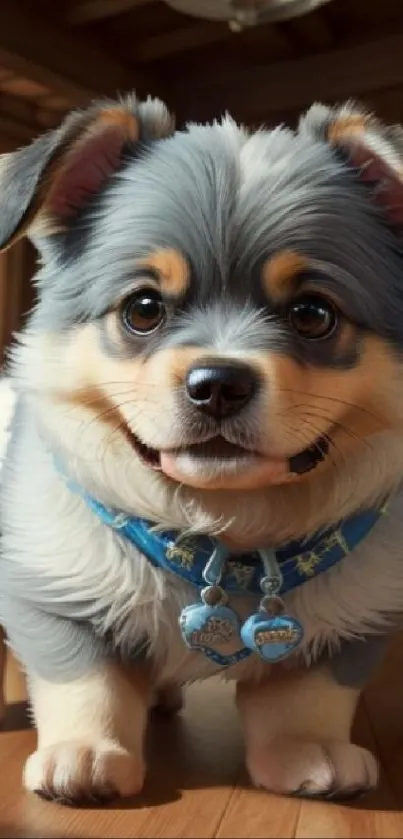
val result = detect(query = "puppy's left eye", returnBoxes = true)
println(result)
[121,288,166,335]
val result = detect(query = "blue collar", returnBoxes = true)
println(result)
[73,487,385,598]
[62,473,388,667]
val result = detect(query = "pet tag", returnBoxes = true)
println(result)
[240,549,304,663]
[179,544,245,666]
[241,610,303,662]
[180,588,243,666]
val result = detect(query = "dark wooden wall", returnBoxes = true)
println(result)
[0,128,36,368]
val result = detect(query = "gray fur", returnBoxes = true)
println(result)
[323,635,388,687]
[1,596,106,682]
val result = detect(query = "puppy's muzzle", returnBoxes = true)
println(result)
[185,361,259,420]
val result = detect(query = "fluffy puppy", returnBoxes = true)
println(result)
[1,94,403,803]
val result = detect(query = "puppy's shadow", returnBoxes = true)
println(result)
[1,700,31,732]
[111,713,187,809]
[111,686,403,814]
[111,698,246,810]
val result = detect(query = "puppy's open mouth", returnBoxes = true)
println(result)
[130,432,329,488]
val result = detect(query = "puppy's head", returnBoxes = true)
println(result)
[4,96,403,537]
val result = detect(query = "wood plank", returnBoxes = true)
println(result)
[3,651,403,838]
[0,239,37,365]
[360,87,403,124]
[296,796,403,839]
[0,679,243,839]
[68,0,153,25]
[5,653,28,704]
[217,785,301,838]
[363,634,403,819]
[0,77,50,98]
[0,252,10,368]
[278,10,333,53]
[131,17,293,70]
[172,29,403,123]
[0,91,45,128]
[0,133,27,154]
[295,693,403,839]
[0,91,54,142]
[0,242,32,366]
[0,114,35,142]
[39,94,72,111]
[135,21,230,63]
[0,0,146,106]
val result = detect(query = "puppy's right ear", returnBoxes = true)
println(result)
[0,93,174,252]
[299,101,403,233]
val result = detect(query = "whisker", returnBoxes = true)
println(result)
[62,396,169,473]
[284,406,374,452]
[59,390,162,418]
[277,388,384,423]
[96,399,175,463]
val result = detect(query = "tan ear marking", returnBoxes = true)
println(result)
[322,107,403,229]
[98,107,139,142]
[263,250,309,302]
[43,106,140,223]
[0,93,174,252]
[327,114,370,144]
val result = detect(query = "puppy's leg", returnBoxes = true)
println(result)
[237,665,378,800]
[24,662,150,803]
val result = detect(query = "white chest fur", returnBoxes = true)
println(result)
[1,384,403,685]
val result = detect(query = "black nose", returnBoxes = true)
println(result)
[185,362,258,420]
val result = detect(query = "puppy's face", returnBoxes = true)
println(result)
[4,97,403,516]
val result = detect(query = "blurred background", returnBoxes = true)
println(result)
[0,0,402,364]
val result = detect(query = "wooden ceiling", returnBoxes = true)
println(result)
[0,0,403,149]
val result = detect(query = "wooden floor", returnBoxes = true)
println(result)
[2,638,403,839]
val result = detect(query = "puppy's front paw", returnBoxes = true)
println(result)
[247,738,379,800]
[24,740,145,804]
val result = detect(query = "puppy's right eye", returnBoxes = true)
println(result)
[287,293,338,341]
[121,288,166,336]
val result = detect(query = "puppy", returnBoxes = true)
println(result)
[1,93,403,804]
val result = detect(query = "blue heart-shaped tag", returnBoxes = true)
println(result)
[240,612,303,662]
[179,602,249,667]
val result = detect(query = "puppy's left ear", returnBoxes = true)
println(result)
[299,101,403,231]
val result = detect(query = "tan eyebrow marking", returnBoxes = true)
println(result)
[263,250,310,301]
[138,248,189,296]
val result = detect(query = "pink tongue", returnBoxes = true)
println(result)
[159,450,294,489]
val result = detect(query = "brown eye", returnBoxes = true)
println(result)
[288,294,337,340]
[121,288,166,335]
